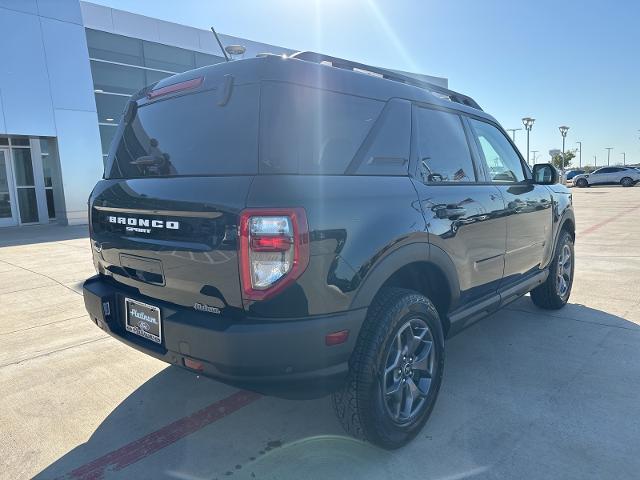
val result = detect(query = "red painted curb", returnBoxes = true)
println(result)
[65,390,261,480]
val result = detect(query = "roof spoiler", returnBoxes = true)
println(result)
[289,51,482,111]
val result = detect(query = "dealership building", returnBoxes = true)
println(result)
[0,0,447,228]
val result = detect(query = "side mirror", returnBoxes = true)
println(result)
[532,163,559,185]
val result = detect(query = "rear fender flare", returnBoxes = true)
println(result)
[350,242,460,311]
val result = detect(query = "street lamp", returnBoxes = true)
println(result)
[621,152,626,165]
[576,141,582,168]
[505,128,522,142]
[559,126,569,168]
[605,147,613,166]
[593,155,597,167]
[522,117,535,165]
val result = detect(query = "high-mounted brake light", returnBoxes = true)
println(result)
[239,208,310,302]
[147,76,203,99]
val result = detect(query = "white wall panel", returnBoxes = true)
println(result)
[37,0,82,24]
[0,0,37,15]
[156,19,200,50]
[0,7,55,136]
[40,17,96,112]
[53,108,103,223]
[79,1,113,31]
[111,8,158,42]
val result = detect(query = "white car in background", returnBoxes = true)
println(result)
[573,166,640,188]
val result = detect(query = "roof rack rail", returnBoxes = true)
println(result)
[289,51,482,111]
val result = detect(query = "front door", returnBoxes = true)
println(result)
[467,118,553,285]
[0,149,18,227]
[412,106,507,306]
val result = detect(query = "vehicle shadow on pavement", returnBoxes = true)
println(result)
[36,298,640,480]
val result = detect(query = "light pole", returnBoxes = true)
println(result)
[621,152,626,165]
[506,128,522,142]
[522,117,535,165]
[593,155,597,167]
[576,141,582,168]
[531,150,539,163]
[605,147,613,166]
[559,126,569,168]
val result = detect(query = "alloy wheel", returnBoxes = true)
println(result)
[556,243,572,299]
[382,318,435,424]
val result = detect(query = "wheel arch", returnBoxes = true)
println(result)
[350,243,460,335]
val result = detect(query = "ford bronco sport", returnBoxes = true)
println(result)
[83,51,575,449]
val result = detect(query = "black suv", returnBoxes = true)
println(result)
[83,52,575,449]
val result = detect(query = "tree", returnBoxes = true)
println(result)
[551,149,577,170]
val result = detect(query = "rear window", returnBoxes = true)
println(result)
[105,84,260,178]
[259,83,384,174]
[105,81,392,178]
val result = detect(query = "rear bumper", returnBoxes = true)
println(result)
[83,275,365,398]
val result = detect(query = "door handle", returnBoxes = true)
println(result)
[436,206,467,219]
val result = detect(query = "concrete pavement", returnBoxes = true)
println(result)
[1,186,639,479]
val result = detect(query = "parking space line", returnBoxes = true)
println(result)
[63,390,261,480]
[579,203,640,236]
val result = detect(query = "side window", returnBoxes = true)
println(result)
[469,119,526,183]
[415,107,476,183]
[351,99,411,175]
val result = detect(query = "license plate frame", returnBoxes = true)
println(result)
[125,297,162,344]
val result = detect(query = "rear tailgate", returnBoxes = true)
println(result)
[90,176,252,312]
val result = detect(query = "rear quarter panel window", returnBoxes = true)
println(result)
[259,83,384,174]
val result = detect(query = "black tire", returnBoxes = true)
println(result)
[575,178,588,188]
[531,230,574,310]
[332,287,444,449]
[620,177,634,187]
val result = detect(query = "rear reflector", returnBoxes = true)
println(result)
[325,330,349,346]
[183,357,204,371]
[148,77,203,99]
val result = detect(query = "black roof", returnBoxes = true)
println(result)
[148,53,496,123]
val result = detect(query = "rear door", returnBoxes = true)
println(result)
[91,77,261,313]
[412,106,506,306]
[609,167,626,183]
[589,167,611,184]
[467,118,553,284]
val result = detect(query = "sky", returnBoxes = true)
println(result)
[89,0,640,168]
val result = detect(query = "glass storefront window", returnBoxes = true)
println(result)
[0,152,12,220]
[91,60,146,95]
[145,69,173,86]
[95,93,129,124]
[17,188,38,223]
[87,29,143,66]
[99,124,118,156]
[12,146,38,224]
[143,41,195,72]
[195,52,223,68]
[40,138,59,220]
[12,148,35,186]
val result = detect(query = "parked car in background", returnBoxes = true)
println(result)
[573,166,640,187]
[565,169,585,187]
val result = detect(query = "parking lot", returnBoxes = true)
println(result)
[1,185,639,480]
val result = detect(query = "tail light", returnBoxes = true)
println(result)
[239,208,310,301]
